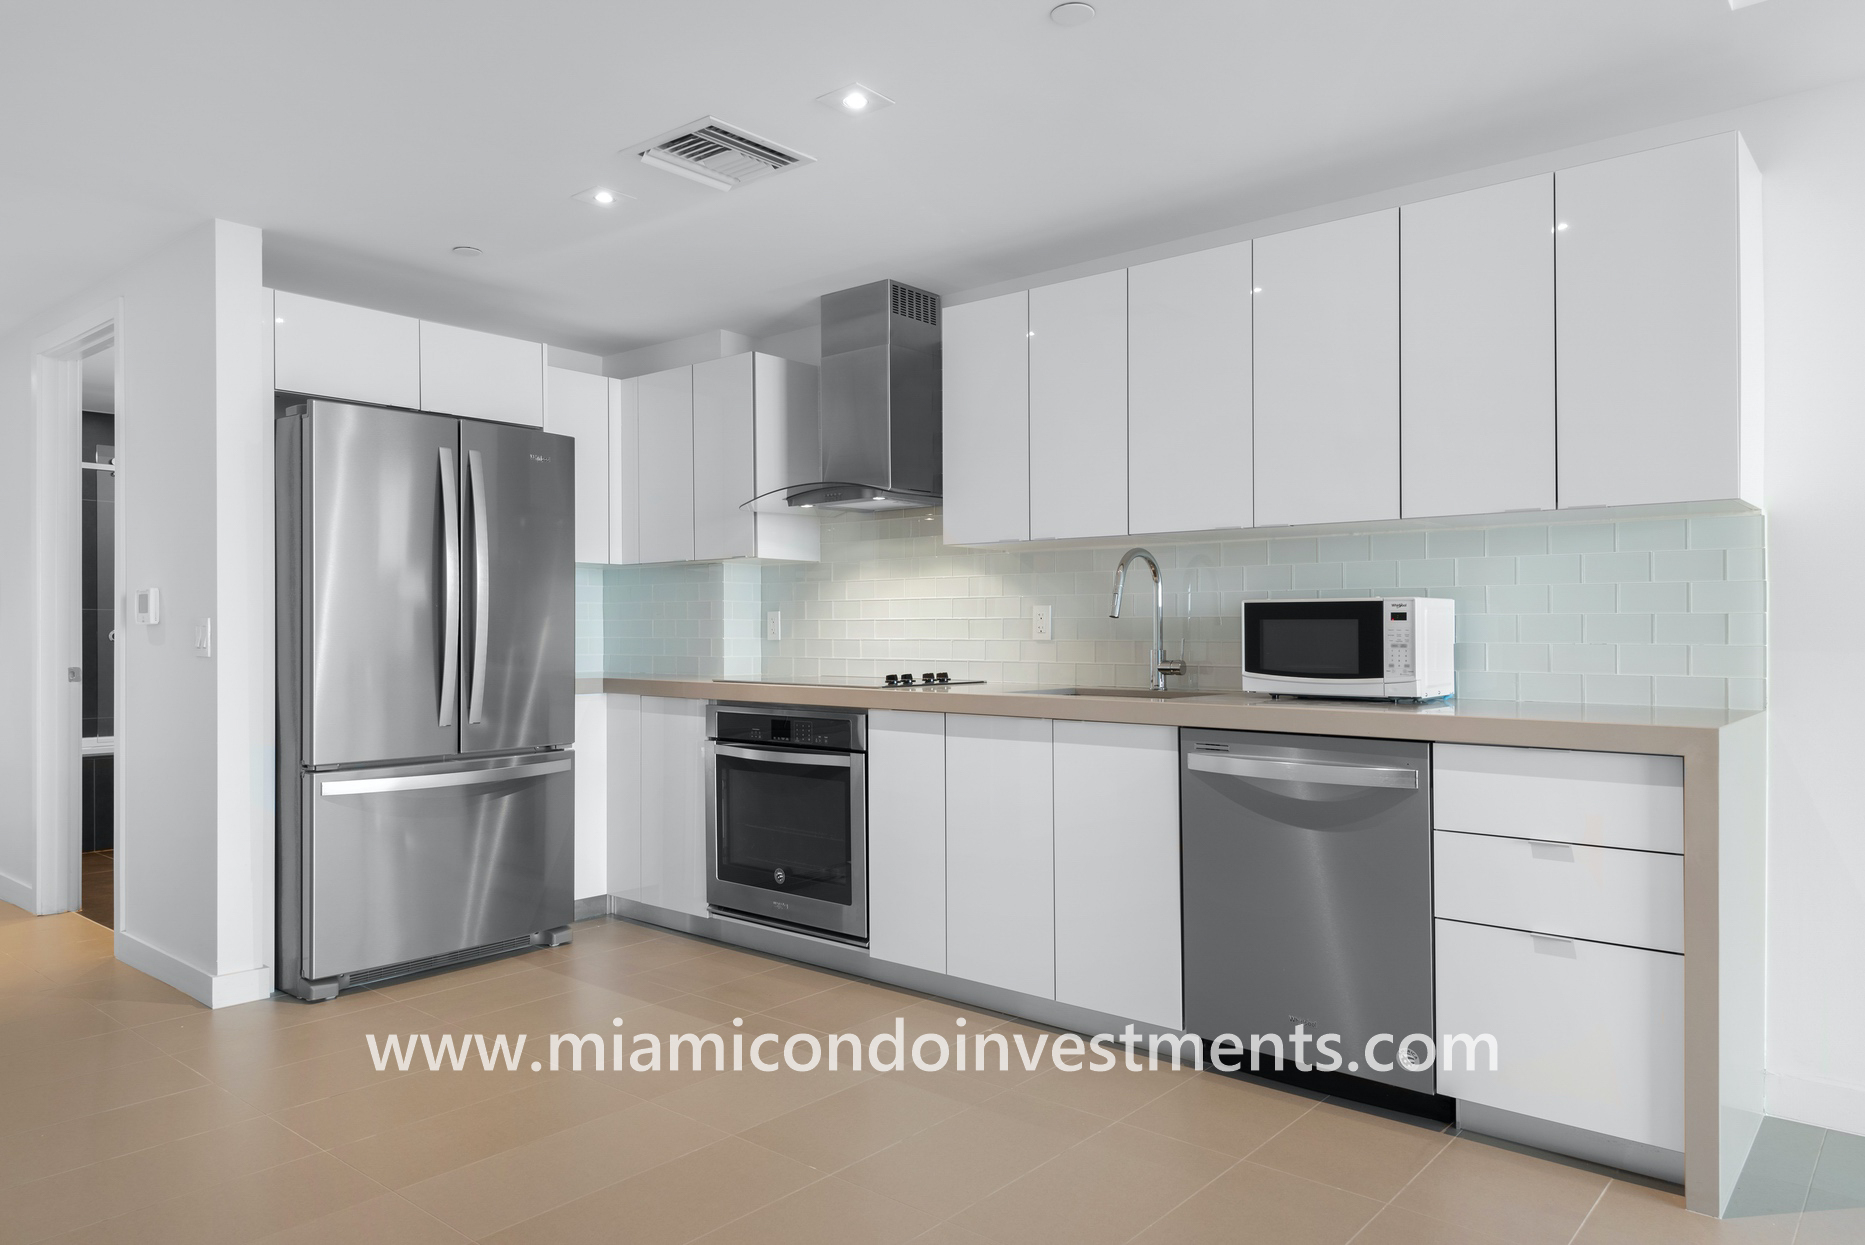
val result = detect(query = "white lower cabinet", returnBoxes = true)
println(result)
[867,710,947,974]
[572,695,613,902]
[1434,830,1683,954]
[637,696,707,917]
[605,694,643,902]
[1436,918,1684,1153]
[1433,743,1684,854]
[1053,721,1182,1029]
[945,715,1054,999]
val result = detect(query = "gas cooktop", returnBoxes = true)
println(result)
[714,673,984,689]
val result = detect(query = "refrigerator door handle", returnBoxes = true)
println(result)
[467,448,490,725]
[438,446,461,728]
[321,756,572,796]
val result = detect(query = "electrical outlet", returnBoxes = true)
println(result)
[1032,604,1053,641]
[766,611,781,641]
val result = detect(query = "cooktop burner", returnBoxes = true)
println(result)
[714,673,985,689]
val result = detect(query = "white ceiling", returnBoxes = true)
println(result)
[3,0,1863,354]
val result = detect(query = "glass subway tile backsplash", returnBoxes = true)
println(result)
[580,510,1766,710]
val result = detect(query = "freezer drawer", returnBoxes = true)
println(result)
[1435,917,1684,1152]
[1433,830,1684,953]
[304,753,574,980]
[1433,743,1683,853]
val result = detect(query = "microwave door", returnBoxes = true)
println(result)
[460,420,576,756]
[1245,601,1386,682]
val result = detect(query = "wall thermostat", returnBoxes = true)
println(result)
[133,588,160,625]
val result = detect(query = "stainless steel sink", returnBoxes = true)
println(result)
[1013,686,1224,700]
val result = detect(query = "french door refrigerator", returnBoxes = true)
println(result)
[277,399,575,1001]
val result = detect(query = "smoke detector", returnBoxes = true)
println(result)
[630,117,814,191]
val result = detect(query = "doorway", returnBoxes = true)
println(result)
[79,347,116,928]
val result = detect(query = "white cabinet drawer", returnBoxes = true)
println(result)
[1436,918,1683,1152]
[1434,831,1682,953]
[1433,743,1683,853]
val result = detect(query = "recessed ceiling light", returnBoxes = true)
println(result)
[1050,2,1096,26]
[451,246,483,258]
[572,186,633,208]
[816,82,894,115]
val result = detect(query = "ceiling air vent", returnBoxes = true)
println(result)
[891,282,939,326]
[633,116,814,191]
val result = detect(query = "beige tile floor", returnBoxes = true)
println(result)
[0,901,1854,1244]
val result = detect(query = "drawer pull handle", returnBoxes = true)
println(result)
[1530,841,1576,863]
[1532,934,1578,958]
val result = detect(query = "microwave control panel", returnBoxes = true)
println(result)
[1384,600,1415,677]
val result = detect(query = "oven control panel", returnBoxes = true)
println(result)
[712,707,864,752]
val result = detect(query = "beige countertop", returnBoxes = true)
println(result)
[577,676,1760,754]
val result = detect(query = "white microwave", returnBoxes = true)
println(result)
[1241,597,1454,700]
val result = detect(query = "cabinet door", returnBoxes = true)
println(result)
[608,694,643,901]
[1402,176,1555,518]
[1030,270,1127,540]
[572,694,611,901]
[419,322,546,426]
[1434,830,1683,954]
[1054,721,1182,1028]
[1436,918,1684,1152]
[609,378,640,565]
[638,696,706,916]
[274,291,420,409]
[1128,242,1253,535]
[1253,209,1400,526]
[1433,744,1684,854]
[693,354,757,560]
[942,292,1030,544]
[1556,134,1755,508]
[945,714,1053,998]
[868,710,946,973]
[637,366,696,563]
[545,368,610,563]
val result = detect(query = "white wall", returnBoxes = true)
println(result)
[603,329,750,379]
[0,220,273,1006]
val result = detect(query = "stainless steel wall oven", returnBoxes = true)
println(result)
[705,704,867,943]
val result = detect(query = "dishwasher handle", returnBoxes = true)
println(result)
[1186,751,1419,790]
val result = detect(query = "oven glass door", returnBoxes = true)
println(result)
[1245,600,1386,680]
[709,742,866,939]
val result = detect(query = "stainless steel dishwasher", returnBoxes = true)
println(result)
[1181,728,1438,1104]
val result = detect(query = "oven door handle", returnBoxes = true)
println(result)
[713,743,853,769]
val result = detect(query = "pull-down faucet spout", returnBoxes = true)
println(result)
[1110,548,1185,691]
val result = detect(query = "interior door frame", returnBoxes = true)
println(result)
[31,300,123,917]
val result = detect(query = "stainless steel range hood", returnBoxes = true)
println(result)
[784,279,941,511]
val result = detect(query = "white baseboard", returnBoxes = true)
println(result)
[115,931,275,1008]
[0,866,34,913]
[1766,1071,1865,1137]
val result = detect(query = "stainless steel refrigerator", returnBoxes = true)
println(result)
[276,399,575,1001]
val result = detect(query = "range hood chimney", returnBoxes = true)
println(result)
[785,279,941,512]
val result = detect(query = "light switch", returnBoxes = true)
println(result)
[766,611,781,641]
[193,618,213,658]
[1032,604,1053,641]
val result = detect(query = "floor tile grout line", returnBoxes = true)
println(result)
[1565,1179,1612,1245]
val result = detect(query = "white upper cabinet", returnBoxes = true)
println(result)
[1053,721,1183,1029]
[273,291,421,409]
[1402,176,1556,518]
[692,353,820,562]
[609,378,640,566]
[1128,242,1253,535]
[637,365,696,563]
[942,291,1030,545]
[1029,270,1128,540]
[418,321,545,426]
[543,367,610,563]
[1253,208,1400,526]
[1556,133,1761,509]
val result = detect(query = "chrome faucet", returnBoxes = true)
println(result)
[1110,548,1186,691]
